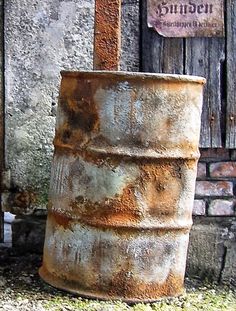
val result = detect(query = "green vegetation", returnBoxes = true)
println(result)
[44,285,236,311]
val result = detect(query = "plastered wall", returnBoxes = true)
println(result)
[3,0,140,214]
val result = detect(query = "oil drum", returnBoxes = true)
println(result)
[39,71,205,302]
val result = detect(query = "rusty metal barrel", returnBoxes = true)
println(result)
[39,71,205,302]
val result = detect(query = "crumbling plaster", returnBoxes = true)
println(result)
[4,0,140,214]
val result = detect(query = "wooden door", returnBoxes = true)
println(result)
[141,0,236,148]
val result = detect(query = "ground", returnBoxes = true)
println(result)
[0,247,235,311]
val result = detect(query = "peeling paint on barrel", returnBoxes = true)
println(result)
[39,71,205,302]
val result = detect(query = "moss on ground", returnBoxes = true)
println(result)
[44,285,236,311]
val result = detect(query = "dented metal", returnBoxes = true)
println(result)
[39,71,205,302]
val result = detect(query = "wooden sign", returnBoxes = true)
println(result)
[147,0,224,37]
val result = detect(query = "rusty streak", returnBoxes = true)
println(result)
[93,0,121,70]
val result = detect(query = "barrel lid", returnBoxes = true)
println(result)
[60,70,206,85]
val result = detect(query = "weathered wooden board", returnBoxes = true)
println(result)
[0,213,2,243]
[141,0,184,74]
[185,38,225,148]
[141,0,226,148]
[147,0,225,38]
[226,0,236,148]
[0,0,4,242]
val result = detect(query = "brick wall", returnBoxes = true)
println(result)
[194,149,236,217]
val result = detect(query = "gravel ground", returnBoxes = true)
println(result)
[0,247,235,311]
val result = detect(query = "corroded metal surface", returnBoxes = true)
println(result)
[39,71,205,302]
[93,0,121,70]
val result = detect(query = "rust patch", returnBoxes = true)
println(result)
[74,148,122,168]
[55,74,202,158]
[139,160,183,218]
[14,191,37,208]
[5,190,37,214]
[62,158,196,228]
[185,159,198,170]
[48,210,72,230]
[109,268,135,298]
[137,273,184,300]
[110,271,184,300]
[93,0,121,70]
[54,77,100,148]
[69,184,142,227]
[40,264,184,302]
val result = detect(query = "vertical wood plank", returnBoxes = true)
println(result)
[141,0,184,74]
[0,0,4,242]
[226,0,236,148]
[0,214,2,243]
[185,38,225,148]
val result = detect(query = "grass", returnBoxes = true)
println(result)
[43,284,236,311]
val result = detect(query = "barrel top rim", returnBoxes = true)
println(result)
[60,70,206,84]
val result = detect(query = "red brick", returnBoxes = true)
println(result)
[197,162,206,179]
[193,200,206,215]
[208,200,235,216]
[210,162,236,178]
[195,181,233,197]
[200,149,230,161]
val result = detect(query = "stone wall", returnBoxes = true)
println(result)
[187,216,236,286]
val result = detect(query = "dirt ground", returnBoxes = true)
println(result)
[0,247,235,311]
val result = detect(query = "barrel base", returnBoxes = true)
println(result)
[39,266,185,304]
